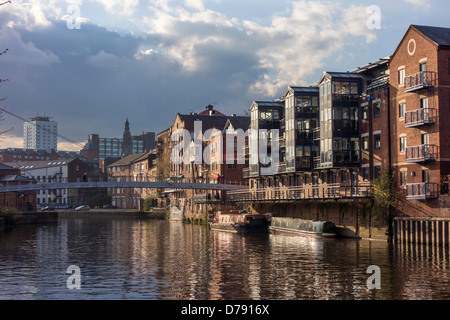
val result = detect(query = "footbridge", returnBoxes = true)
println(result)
[0,180,247,193]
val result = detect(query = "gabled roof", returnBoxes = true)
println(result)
[412,25,450,47]
[0,175,34,182]
[176,113,230,128]
[130,149,157,164]
[0,163,16,170]
[283,86,319,99]
[250,101,284,111]
[318,71,364,84]
[3,159,77,170]
[223,116,250,132]
[108,152,148,167]
[391,25,450,59]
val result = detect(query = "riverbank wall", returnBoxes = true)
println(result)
[58,209,167,219]
[178,198,390,241]
[248,200,388,241]
[1,209,167,230]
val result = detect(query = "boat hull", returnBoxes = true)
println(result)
[210,223,269,234]
[270,217,337,238]
[209,211,270,234]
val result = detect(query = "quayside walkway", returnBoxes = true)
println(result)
[226,183,373,202]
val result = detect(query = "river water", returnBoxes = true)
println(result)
[0,217,450,300]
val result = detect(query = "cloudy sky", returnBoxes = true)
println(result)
[0,0,448,151]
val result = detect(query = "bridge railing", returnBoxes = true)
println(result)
[227,182,373,202]
[2,175,249,186]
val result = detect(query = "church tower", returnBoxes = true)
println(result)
[122,118,133,156]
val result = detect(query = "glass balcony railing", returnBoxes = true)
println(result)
[406,182,438,200]
[404,71,436,93]
[405,108,436,127]
[406,144,437,162]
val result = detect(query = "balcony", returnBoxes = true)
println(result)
[313,128,320,140]
[406,182,438,200]
[406,144,437,163]
[405,108,436,127]
[276,162,286,173]
[226,183,373,203]
[404,71,436,93]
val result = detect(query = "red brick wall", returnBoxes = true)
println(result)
[389,26,446,217]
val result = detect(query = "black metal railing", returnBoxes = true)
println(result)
[404,71,436,92]
[227,183,373,202]
[406,182,438,200]
[405,144,437,162]
[405,108,436,127]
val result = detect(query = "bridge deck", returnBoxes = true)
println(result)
[0,181,247,192]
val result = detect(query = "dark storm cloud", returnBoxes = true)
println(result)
[0,19,265,145]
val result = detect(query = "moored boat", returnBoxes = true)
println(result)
[270,217,337,238]
[210,210,270,234]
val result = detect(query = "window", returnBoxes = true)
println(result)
[374,166,382,179]
[398,69,405,85]
[400,171,408,186]
[362,105,369,120]
[420,97,429,109]
[374,134,381,149]
[420,62,427,73]
[399,103,406,118]
[373,101,381,118]
[422,133,430,145]
[422,169,430,183]
[400,137,407,153]
[363,167,370,181]
[362,136,369,151]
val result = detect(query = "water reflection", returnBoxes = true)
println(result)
[0,218,450,300]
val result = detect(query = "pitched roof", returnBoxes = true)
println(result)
[412,25,450,47]
[0,163,16,170]
[130,149,157,164]
[3,159,76,170]
[0,175,34,182]
[224,116,250,131]
[108,152,150,167]
[178,113,230,126]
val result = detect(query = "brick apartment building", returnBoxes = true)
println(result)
[389,25,450,217]
[4,158,89,208]
[159,105,249,216]
[238,24,450,222]
[0,163,36,211]
[107,150,157,209]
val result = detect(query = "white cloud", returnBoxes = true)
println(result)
[243,1,378,95]
[0,134,23,149]
[134,49,158,60]
[403,0,432,9]
[138,1,378,96]
[185,0,205,11]
[93,0,140,16]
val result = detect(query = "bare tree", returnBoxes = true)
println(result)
[0,48,13,145]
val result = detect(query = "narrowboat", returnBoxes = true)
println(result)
[210,210,270,234]
[270,217,337,238]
